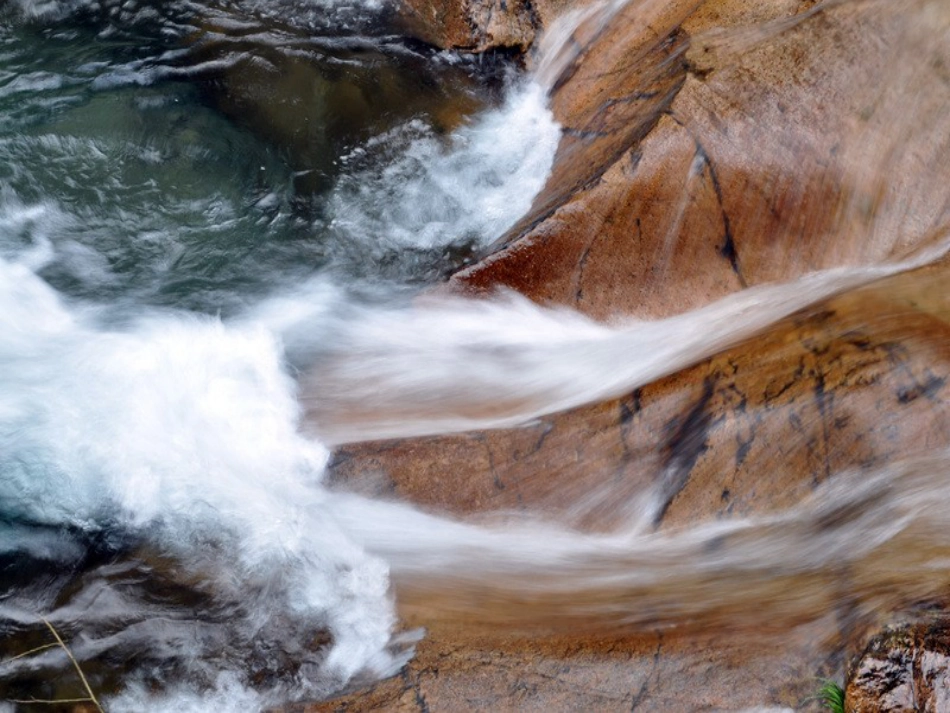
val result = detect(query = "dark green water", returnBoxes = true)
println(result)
[0,1,505,315]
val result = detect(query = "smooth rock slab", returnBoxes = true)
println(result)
[304,0,950,710]
[317,264,950,712]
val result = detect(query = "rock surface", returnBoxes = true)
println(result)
[302,624,837,711]
[847,617,950,713]
[395,0,536,51]
[452,0,950,320]
[306,0,950,711]
[394,0,578,51]
[311,263,950,711]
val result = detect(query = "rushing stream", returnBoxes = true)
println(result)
[0,0,561,707]
[1,0,949,710]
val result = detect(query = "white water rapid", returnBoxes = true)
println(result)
[2,0,949,710]
[0,3,564,704]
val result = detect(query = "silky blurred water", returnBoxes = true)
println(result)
[2,0,950,710]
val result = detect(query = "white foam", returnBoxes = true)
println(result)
[0,194,66,271]
[0,52,563,710]
[110,672,264,713]
[326,80,561,253]
[0,257,401,701]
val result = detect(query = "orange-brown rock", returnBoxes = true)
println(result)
[452,0,950,320]
[393,0,577,51]
[304,623,840,712]
[308,0,950,711]
[394,0,534,51]
[332,264,950,541]
[316,264,950,711]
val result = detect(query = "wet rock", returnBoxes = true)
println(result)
[317,264,950,712]
[451,0,950,320]
[847,618,950,712]
[847,627,916,712]
[304,624,834,712]
[0,548,334,708]
[392,0,586,51]
[394,0,540,51]
[331,261,950,548]
[306,0,950,710]
[181,7,498,194]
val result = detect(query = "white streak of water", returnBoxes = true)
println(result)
[301,242,948,444]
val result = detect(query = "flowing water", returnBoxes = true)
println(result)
[1,0,949,710]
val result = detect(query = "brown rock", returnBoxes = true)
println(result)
[394,0,539,51]
[333,263,950,530]
[304,623,838,712]
[392,0,586,51]
[847,617,950,712]
[452,0,950,320]
[309,0,950,710]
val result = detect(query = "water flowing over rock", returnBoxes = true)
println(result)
[393,0,581,51]
[451,0,950,319]
[307,0,950,711]
[3,0,950,708]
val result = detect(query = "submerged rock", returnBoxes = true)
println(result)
[181,6,500,194]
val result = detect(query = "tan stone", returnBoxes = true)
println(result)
[305,1,950,710]
[392,0,583,51]
[333,264,950,527]
[394,0,538,51]
[316,263,950,711]
[303,624,838,712]
[452,0,950,320]
[847,617,950,713]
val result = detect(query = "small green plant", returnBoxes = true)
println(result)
[817,679,845,713]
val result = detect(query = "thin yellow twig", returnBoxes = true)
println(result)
[1,642,59,664]
[40,617,104,713]
[9,697,97,704]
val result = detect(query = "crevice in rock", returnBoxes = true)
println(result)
[653,377,717,526]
